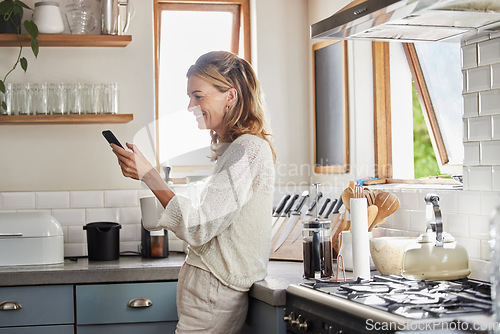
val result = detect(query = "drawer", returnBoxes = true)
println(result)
[0,285,74,327]
[77,322,177,334]
[76,281,177,325]
[0,325,73,334]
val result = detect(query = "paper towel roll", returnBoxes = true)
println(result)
[350,198,371,279]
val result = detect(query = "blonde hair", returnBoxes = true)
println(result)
[187,51,276,162]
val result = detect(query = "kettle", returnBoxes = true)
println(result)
[401,193,470,280]
[302,219,333,279]
[140,196,168,258]
[101,0,132,35]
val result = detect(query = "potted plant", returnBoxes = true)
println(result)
[0,0,39,112]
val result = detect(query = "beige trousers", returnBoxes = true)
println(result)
[175,263,249,334]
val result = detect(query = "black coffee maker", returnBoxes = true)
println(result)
[140,196,168,258]
[141,225,168,258]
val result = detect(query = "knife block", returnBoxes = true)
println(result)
[269,213,342,262]
[269,216,303,261]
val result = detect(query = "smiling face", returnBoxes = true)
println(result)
[187,75,231,137]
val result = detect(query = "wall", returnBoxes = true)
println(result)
[0,0,311,256]
[0,0,156,191]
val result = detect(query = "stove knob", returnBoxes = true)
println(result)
[297,315,309,331]
[290,314,301,327]
[283,311,295,323]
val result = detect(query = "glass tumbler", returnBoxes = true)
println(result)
[47,83,66,115]
[27,83,48,115]
[64,83,80,114]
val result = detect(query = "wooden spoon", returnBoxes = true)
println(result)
[341,187,354,212]
[370,192,400,231]
[367,204,378,227]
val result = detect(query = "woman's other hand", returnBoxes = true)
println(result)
[111,142,154,181]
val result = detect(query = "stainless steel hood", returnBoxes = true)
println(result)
[311,0,500,42]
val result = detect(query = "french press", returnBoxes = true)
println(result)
[302,184,333,279]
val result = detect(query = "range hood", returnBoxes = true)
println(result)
[311,0,500,42]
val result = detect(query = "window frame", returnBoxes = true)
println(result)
[373,42,459,183]
[153,0,251,169]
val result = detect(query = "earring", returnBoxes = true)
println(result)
[226,105,230,112]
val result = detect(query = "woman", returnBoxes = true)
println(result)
[111,51,276,333]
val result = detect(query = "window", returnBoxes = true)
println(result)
[373,41,463,181]
[153,1,250,178]
[404,42,463,176]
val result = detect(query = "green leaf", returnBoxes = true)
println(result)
[20,57,28,72]
[1,101,6,111]
[30,37,39,57]
[24,20,38,39]
[0,80,5,94]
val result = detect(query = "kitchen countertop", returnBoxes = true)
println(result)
[0,253,307,307]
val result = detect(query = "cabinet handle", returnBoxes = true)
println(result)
[127,297,153,308]
[0,301,22,311]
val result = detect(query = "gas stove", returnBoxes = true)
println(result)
[285,275,493,333]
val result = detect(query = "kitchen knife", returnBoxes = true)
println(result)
[332,196,343,214]
[323,198,338,219]
[272,194,291,226]
[272,191,311,252]
[291,195,329,244]
[270,193,299,239]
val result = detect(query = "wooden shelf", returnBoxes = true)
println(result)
[0,114,133,125]
[0,34,132,47]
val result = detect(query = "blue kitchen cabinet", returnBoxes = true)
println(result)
[241,297,286,334]
[76,281,178,333]
[0,285,74,333]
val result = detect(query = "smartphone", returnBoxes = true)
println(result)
[102,130,124,149]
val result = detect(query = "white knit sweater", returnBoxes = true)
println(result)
[152,134,275,291]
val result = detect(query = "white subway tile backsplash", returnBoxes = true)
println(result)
[493,115,500,140]
[457,190,482,215]
[468,214,491,240]
[51,209,85,226]
[478,38,500,66]
[65,243,87,258]
[436,189,458,214]
[457,237,481,259]
[468,116,492,141]
[409,210,426,232]
[104,190,139,207]
[463,93,479,117]
[68,225,86,243]
[399,189,420,211]
[479,89,500,115]
[462,44,477,69]
[468,166,492,191]
[493,166,500,191]
[463,142,480,165]
[480,140,500,165]
[481,191,500,216]
[70,191,104,208]
[480,239,492,261]
[446,213,469,238]
[86,208,119,223]
[35,192,69,209]
[120,223,138,241]
[119,207,141,225]
[467,66,491,92]
[492,64,500,89]
[0,192,35,210]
